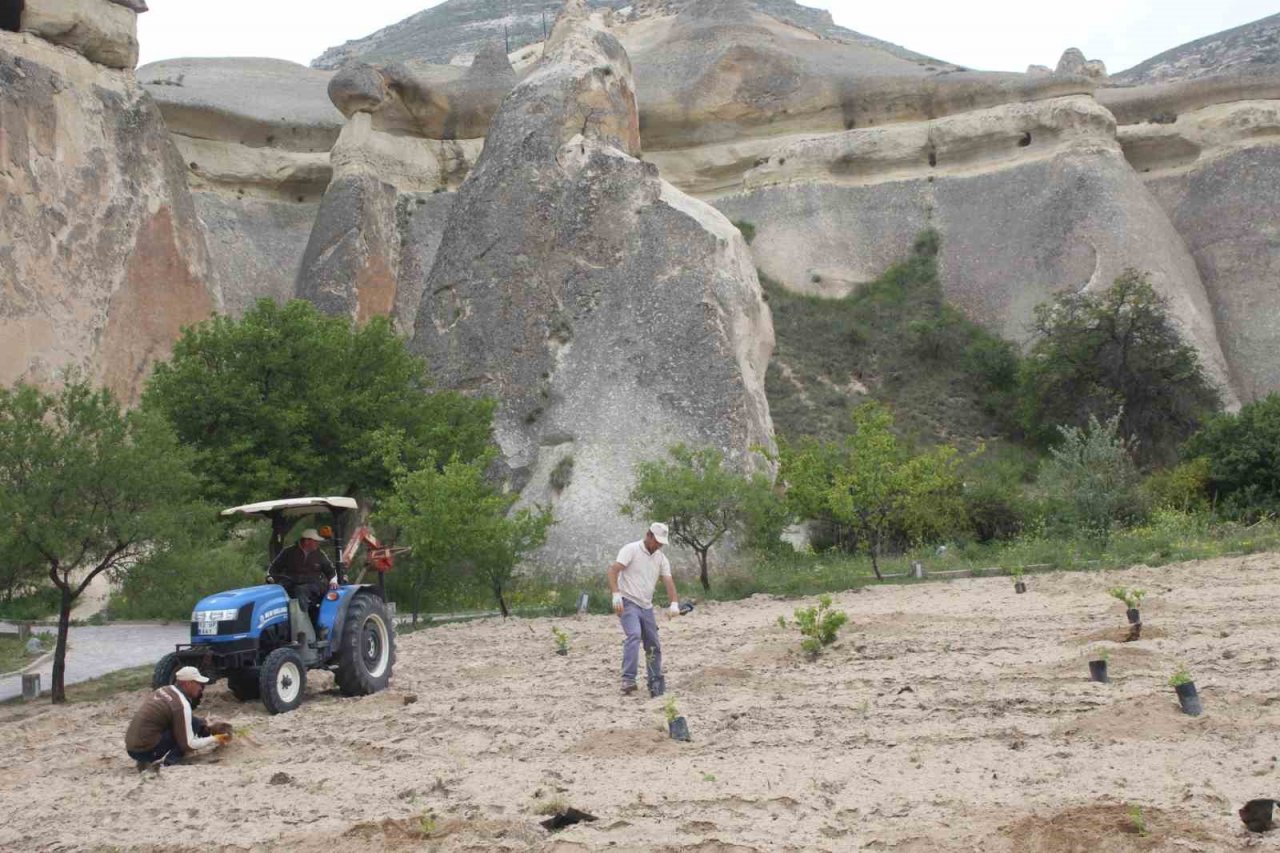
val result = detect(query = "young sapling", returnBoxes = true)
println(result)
[1169,665,1202,716]
[1127,804,1148,838]
[1010,565,1027,594]
[793,594,849,658]
[551,626,570,656]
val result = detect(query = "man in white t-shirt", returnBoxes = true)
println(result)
[607,522,681,695]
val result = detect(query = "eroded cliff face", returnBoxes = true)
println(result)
[409,1,774,569]
[0,28,217,403]
[138,58,344,315]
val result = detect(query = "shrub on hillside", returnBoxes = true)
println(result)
[1037,413,1145,541]
[1185,393,1280,520]
[1018,270,1220,466]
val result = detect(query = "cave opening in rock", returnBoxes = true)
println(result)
[0,0,22,33]
[1019,132,1032,148]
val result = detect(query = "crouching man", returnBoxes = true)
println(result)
[607,522,681,696]
[125,666,230,770]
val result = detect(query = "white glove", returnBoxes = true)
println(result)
[669,602,680,616]
[612,592,624,612]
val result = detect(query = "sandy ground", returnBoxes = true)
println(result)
[3,554,1280,852]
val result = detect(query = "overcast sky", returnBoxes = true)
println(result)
[137,0,1277,74]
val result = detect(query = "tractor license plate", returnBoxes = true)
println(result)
[197,622,218,636]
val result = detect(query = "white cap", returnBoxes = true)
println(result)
[649,522,670,545]
[175,666,210,684]
[300,528,325,542]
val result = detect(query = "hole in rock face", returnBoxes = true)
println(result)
[1,0,23,32]
[927,150,937,167]
[1018,132,1032,147]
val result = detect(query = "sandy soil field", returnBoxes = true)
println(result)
[3,554,1280,852]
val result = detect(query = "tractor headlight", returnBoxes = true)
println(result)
[193,609,238,623]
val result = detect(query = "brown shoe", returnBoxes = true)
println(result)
[621,684,638,695]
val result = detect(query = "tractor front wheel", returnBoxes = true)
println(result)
[152,652,181,689]
[335,593,396,697]
[227,671,261,701]
[258,648,306,715]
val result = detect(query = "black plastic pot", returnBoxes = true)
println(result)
[1175,681,1202,716]
[1088,660,1109,683]
[1014,581,1027,594]
[1126,608,1141,625]
[1239,798,1277,833]
[648,675,666,698]
[669,716,691,741]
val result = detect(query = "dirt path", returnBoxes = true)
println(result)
[1,554,1279,851]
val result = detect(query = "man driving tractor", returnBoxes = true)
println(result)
[267,528,337,630]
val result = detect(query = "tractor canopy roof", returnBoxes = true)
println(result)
[220,496,359,520]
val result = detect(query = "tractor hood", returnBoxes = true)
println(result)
[190,584,290,643]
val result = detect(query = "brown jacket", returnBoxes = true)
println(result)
[124,686,216,754]
[269,544,335,586]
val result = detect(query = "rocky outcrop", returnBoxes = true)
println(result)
[0,31,217,402]
[19,0,140,69]
[410,2,774,569]
[296,44,511,329]
[310,0,930,70]
[714,93,1237,402]
[1113,13,1280,85]
[139,59,343,313]
[1116,100,1280,399]
[1055,48,1107,80]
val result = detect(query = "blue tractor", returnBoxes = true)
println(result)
[153,497,397,714]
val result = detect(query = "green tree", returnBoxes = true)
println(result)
[1185,393,1280,519]
[1019,270,1220,465]
[142,299,494,509]
[379,452,552,619]
[0,380,208,702]
[780,403,965,579]
[623,445,784,592]
[1036,413,1144,541]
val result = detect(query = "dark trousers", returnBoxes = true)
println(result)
[278,578,326,621]
[127,716,205,766]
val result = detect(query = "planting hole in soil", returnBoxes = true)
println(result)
[540,807,598,831]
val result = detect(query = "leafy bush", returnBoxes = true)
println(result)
[1018,270,1220,466]
[112,530,268,620]
[1142,457,1210,513]
[793,594,848,657]
[1185,393,1280,520]
[549,455,574,492]
[779,403,967,577]
[1036,414,1145,541]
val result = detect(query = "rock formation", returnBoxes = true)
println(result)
[19,0,141,69]
[409,0,775,569]
[0,20,217,403]
[295,42,516,330]
[138,58,344,314]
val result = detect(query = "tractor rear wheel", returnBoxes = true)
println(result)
[335,593,395,697]
[227,671,261,701]
[152,652,181,689]
[258,647,306,714]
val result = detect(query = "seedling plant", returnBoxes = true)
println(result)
[551,626,570,655]
[663,696,680,725]
[794,594,849,658]
[1168,665,1193,688]
[1108,586,1146,610]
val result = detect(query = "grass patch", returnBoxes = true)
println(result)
[762,230,1021,449]
[1,664,153,716]
[0,632,51,673]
